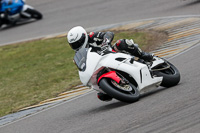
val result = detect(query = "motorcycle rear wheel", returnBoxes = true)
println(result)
[25,9,43,19]
[153,60,180,87]
[99,78,140,103]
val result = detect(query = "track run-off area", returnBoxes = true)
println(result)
[1,0,200,133]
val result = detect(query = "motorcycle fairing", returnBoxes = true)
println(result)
[78,47,163,92]
[151,56,165,69]
[22,4,33,11]
[1,0,24,15]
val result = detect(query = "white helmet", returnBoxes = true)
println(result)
[67,26,88,50]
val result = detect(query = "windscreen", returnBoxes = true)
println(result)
[73,48,88,71]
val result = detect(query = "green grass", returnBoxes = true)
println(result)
[0,30,154,117]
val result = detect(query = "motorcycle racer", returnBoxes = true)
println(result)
[67,26,154,101]
[0,0,23,26]
[67,26,153,61]
[0,0,23,15]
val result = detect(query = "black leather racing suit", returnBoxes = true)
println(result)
[88,31,153,61]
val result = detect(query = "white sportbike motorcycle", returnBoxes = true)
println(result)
[74,45,180,103]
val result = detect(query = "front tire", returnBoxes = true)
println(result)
[99,78,140,103]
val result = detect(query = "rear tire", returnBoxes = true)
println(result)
[0,20,2,28]
[153,61,180,87]
[99,78,140,103]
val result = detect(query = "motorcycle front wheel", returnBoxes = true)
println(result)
[99,78,140,103]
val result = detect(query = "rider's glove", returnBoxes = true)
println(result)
[101,38,111,51]
[102,38,111,46]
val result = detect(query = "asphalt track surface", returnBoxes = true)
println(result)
[1,0,200,133]
[1,45,200,133]
[0,0,200,45]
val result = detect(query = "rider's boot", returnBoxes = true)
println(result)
[140,52,154,62]
[97,92,112,102]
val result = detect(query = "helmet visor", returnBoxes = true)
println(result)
[69,33,86,50]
